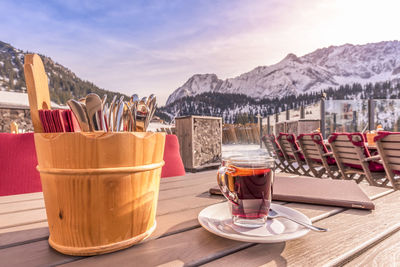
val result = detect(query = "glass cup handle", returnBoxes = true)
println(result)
[217,166,239,205]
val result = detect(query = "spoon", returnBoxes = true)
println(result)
[136,102,148,132]
[130,95,140,131]
[108,95,117,131]
[130,94,139,105]
[67,99,90,132]
[103,102,109,131]
[85,93,103,131]
[144,95,154,128]
[102,94,107,105]
[146,96,156,130]
[268,208,328,232]
[115,100,125,132]
[126,102,135,131]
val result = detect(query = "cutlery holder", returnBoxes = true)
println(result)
[34,132,166,256]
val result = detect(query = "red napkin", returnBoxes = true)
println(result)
[69,111,81,132]
[45,110,56,133]
[38,110,50,133]
[38,109,80,133]
[61,110,71,132]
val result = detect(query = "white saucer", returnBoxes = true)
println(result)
[198,202,311,243]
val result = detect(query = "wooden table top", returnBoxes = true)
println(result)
[1,171,399,267]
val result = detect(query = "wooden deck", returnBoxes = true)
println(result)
[1,171,399,266]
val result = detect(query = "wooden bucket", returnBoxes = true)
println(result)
[34,132,166,256]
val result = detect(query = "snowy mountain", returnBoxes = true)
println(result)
[166,41,400,104]
[0,41,126,104]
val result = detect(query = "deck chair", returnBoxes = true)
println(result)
[328,133,389,187]
[278,133,311,176]
[297,133,341,179]
[374,132,400,190]
[262,134,291,173]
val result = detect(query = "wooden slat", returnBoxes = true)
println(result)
[0,208,47,230]
[336,156,362,166]
[343,228,400,266]
[380,135,400,142]
[0,239,81,266]
[301,144,318,152]
[300,139,314,145]
[281,142,292,150]
[0,226,49,248]
[303,151,320,157]
[0,192,43,204]
[380,141,400,150]
[0,222,48,235]
[335,135,351,141]
[158,180,217,201]
[0,199,45,215]
[203,191,400,267]
[333,141,354,148]
[334,146,357,154]
[383,149,400,157]
[386,163,400,172]
[386,156,400,164]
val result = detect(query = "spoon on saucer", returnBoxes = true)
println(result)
[268,208,328,232]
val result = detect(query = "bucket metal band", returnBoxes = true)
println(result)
[37,161,165,175]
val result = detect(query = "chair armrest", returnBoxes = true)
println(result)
[322,152,333,157]
[363,155,381,162]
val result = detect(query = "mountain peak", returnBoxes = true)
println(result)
[166,40,400,104]
[282,53,300,62]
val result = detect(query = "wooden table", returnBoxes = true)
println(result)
[1,171,400,267]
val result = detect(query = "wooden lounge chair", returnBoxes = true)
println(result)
[328,132,390,187]
[374,132,400,189]
[262,134,292,173]
[297,133,341,179]
[277,133,311,176]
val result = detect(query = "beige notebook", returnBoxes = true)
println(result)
[272,176,374,210]
[209,175,375,210]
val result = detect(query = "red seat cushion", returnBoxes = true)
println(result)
[0,133,42,196]
[161,134,185,178]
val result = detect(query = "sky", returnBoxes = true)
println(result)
[1,0,400,105]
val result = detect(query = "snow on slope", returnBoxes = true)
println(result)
[167,41,400,105]
[0,91,66,108]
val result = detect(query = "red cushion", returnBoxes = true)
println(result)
[0,133,42,196]
[328,132,384,172]
[161,134,185,178]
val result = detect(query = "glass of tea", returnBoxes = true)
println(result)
[217,153,274,228]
